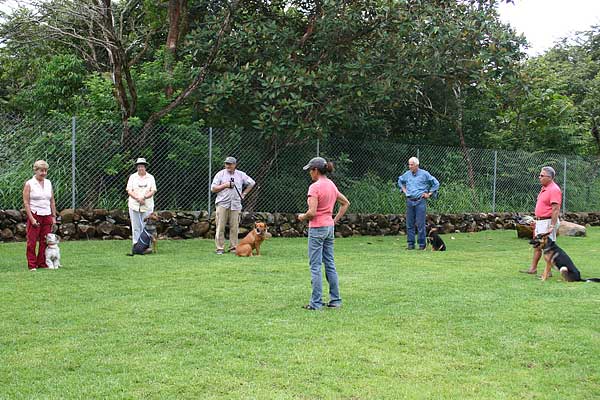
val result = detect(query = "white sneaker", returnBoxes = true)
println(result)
[29,268,37,272]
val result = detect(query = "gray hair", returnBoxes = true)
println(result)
[33,160,49,171]
[408,156,420,166]
[542,166,555,179]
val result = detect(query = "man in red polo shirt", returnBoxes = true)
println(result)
[520,166,562,275]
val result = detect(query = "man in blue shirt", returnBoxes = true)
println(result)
[398,157,440,250]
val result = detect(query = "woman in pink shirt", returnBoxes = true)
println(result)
[298,157,350,310]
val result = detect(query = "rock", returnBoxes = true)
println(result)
[114,225,131,238]
[110,209,130,224]
[176,217,194,226]
[182,230,195,239]
[78,209,94,220]
[159,210,174,220]
[281,229,301,238]
[191,221,210,237]
[59,223,77,237]
[1,228,14,241]
[93,209,108,218]
[4,209,22,222]
[97,221,116,236]
[337,224,353,237]
[78,224,95,239]
[442,223,455,234]
[60,209,76,223]
[376,214,389,228]
[166,224,185,237]
[558,220,586,237]
[516,224,533,239]
[15,223,27,237]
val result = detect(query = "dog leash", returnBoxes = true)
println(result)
[136,206,151,247]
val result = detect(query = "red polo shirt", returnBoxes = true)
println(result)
[535,181,562,218]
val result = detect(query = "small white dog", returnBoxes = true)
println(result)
[45,233,61,269]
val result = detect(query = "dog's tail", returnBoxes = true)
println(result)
[581,278,600,282]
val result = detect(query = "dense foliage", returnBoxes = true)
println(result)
[2,1,600,212]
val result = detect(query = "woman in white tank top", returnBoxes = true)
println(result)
[23,160,57,271]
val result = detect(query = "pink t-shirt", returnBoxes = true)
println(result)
[535,181,562,218]
[307,177,340,228]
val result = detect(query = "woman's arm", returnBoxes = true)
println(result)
[50,191,57,224]
[298,196,318,222]
[22,182,38,226]
[333,192,350,224]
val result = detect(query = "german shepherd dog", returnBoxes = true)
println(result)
[427,227,446,251]
[529,233,600,282]
[129,212,159,256]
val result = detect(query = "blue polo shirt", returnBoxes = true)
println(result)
[398,168,440,199]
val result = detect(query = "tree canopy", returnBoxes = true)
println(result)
[1,1,600,156]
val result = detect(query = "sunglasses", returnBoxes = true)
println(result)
[538,175,550,178]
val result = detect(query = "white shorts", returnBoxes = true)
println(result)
[534,219,559,241]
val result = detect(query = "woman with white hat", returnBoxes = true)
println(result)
[126,158,157,244]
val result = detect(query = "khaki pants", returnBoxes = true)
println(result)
[215,205,240,251]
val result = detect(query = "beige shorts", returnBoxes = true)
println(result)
[534,219,559,241]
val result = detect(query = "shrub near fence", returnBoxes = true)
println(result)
[2,114,600,214]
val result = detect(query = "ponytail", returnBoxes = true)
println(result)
[316,162,335,175]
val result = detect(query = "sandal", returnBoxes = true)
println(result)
[519,269,537,275]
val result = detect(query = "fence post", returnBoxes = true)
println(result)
[562,157,567,215]
[416,148,420,160]
[71,116,76,210]
[316,138,320,157]
[492,150,497,213]
[208,127,213,217]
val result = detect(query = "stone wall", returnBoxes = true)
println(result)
[2,209,600,242]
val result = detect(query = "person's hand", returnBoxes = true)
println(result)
[51,216,56,225]
[137,196,145,205]
[30,217,39,227]
[422,192,431,199]
[298,213,305,222]
[241,193,246,199]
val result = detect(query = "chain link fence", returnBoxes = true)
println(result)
[2,114,600,214]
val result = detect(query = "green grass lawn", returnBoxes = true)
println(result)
[1,229,599,399]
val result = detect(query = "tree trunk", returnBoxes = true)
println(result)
[453,85,476,190]
[165,0,187,98]
[243,141,280,212]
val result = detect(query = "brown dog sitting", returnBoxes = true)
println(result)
[236,222,268,257]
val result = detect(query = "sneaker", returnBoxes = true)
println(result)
[29,268,37,272]
[418,247,426,251]
[229,247,236,253]
[407,246,415,250]
[215,249,224,255]
[326,302,342,309]
[302,304,319,311]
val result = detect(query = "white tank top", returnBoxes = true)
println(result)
[27,177,53,216]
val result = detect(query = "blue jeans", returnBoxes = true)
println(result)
[308,226,341,309]
[406,198,426,248]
